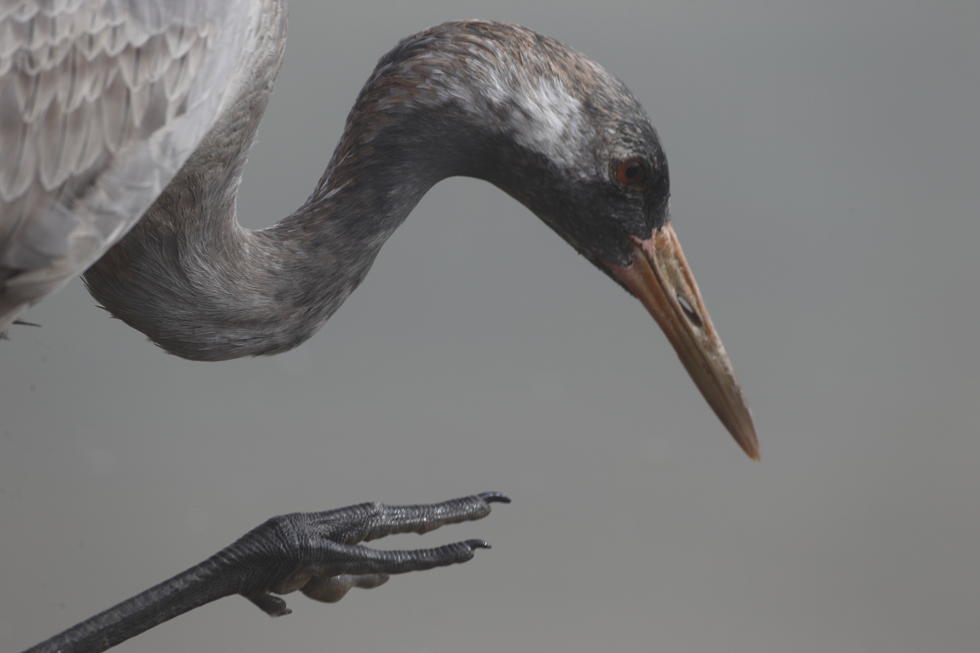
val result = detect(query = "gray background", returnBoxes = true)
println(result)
[2,1,978,651]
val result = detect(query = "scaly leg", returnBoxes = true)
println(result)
[25,492,509,653]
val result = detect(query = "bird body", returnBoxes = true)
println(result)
[0,0,278,336]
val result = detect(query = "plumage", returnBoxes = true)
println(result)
[0,0,254,327]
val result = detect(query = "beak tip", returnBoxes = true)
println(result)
[610,228,762,463]
[735,425,761,461]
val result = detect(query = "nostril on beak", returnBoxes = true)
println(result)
[677,293,702,328]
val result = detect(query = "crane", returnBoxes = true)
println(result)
[4,3,758,651]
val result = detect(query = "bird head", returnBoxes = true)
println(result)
[501,72,759,461]
[353,21,759,458]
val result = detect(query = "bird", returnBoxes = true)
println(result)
[3,1,758,651]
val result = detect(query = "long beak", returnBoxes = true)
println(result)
[603,225,759,460]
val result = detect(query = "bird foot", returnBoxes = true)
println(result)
[232,492,509,616]
[21,493,508,653]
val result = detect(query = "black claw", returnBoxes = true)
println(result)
[245,592,293,617]
[464,539,491,550]
[478,492,511,504]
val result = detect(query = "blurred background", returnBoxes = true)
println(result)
[2,1,978,651]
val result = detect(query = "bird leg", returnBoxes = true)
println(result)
[24,492,508,653]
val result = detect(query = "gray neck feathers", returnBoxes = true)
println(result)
[83,21,595,361]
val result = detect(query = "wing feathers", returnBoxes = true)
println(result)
[0,1,214,205]
[0,0,264,333]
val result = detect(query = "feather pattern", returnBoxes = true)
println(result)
[0,0,280,333]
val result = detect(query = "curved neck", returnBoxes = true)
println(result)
[83,22,579,361]
[85,86,479,361]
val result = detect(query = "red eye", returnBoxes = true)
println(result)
[615,159,647,189]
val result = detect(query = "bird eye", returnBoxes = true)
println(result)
[615,159,647,189]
